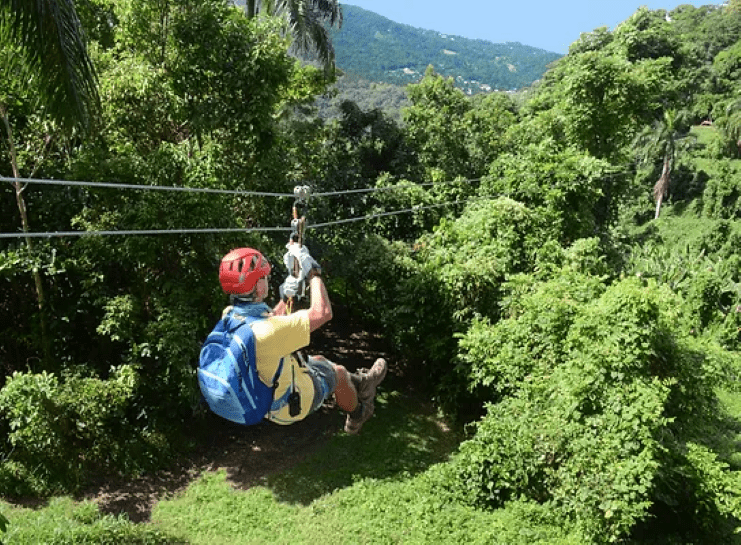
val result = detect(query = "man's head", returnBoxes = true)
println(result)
[219,248,271,300]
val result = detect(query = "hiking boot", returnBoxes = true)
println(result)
[357,358,388,404]
[344,399,374,435]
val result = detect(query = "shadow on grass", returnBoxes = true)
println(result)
[263,388,461,505]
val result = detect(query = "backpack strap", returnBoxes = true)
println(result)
[224,308,285,405]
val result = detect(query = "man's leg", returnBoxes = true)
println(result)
[344,358,387,435]
[306,355,359,412]
[332,363,359,412]
[308,355,387,434]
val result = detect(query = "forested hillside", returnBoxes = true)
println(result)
[3,1,741,544]
[331,5,562,92]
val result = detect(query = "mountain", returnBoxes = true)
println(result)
[331,5,563,93]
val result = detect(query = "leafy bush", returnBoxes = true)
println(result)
[701,160,741,219]
[0,367,169,495]
[445,273,741,543]
[487,143,617,243]
[349,198,549,412]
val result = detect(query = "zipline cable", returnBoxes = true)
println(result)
[309,196,488,229]
[0,192,510,239]
[312,178,481,197]
[0,176,295,198]
[0,226,292,239]
[1,176,483,198]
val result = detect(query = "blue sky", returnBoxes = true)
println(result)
[342,1,721,54]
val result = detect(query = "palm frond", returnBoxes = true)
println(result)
[285,0,334,70]
[258,0,341,74]
[0,0,100,132]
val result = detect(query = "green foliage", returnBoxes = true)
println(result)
[404,68,479,181]
[167,2,294,149]
[612,7,680,65]
[331,5,561,92]
[701,160,741,219]
[550,51,670,161]
[0,0,100,132]
[487,142,616,243]
[1,497,182,544]
[624,219,741,350]
[343,198,552,414]
[448,274,740,543]
[420,198,544,320]
[0,367,170,495]
[404,68,517,183]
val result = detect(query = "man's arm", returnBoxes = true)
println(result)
[273,299,288,316]
[307,275,332,332]
[273,275,331,332]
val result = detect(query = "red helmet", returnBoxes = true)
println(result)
[219,248,271,295]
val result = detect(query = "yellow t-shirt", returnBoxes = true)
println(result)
[250,310,314,425]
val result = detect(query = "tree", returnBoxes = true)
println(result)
[0,0,99,131]
[549,50,670,161]
[0,0,100,366]
[403,66,477,187]
[633,109,694,218]
[244,0,342,73]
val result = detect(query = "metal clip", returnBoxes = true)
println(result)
[293,185,311,203]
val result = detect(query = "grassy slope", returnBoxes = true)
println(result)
[0,390,578,544]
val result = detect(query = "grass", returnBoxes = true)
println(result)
[150,470,577,545]
[149,389,577,544]
[4,371,741,544]
[0,389,579,544]
[0,497,181,544]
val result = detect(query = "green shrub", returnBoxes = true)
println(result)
[686,270,728,329]
[0,366,170,495]
[626,238,741,346]
[392,197,548,411]
[486,143,617,244]
[702,160,741,219]
[447,274,741,543]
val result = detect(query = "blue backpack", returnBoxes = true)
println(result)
[198,303,284,425]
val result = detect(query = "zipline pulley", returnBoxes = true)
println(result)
[285,185,311,308]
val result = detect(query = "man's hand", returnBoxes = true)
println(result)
[279,276,302,301]
[283,243,321,281]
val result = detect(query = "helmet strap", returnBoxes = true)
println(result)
[231,293,255,303]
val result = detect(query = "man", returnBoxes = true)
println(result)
[216,245,387,434]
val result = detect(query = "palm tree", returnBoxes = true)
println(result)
[244,0,342,74]
[1,0,100,366]
[633,109,693,219]
[0,0,99,131]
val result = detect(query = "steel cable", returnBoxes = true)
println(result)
[0,176,295,198]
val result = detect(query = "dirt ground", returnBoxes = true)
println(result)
[81,304,397,523]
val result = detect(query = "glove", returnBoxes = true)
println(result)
[283,243,321,281]
[279,276,302,301]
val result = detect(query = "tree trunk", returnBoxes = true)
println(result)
[246,0,256,18]
[653,154,671,220]
[1,103,52,369]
